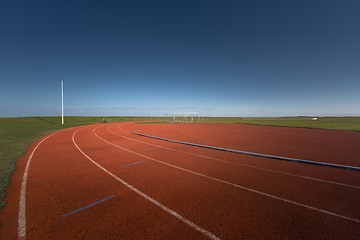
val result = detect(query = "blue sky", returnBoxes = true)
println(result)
[1,0,360,117]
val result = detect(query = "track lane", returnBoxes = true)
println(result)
[17,129,66,239]
[103,124,360,222]
[2,125,216,239]
[19,126,133,239]
[72,127,220,240]
[132,131,360,171]
[91,124,360,239]
[112,124,359,202]
[122,123,360,167]
[120,123,360,188]
[114,125,360,189]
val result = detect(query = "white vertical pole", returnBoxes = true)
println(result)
[61,80,64,124]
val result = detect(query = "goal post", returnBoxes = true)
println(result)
[173,112,200,123]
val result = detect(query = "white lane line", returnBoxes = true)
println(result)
[72,128,220,240]
[18,130,65,239]
[111,126,360,190]
[93,126,360,223]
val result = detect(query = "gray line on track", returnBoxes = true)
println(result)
[131,132,360,172]
[63,195,114,218]
[121,161,144,168]
[110,127,359,189]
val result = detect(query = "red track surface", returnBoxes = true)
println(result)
[1,123,359,239]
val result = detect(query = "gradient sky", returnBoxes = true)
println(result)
[1,0,360,117]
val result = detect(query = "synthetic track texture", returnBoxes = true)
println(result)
[0,123,359,239]
[131,131,360,171]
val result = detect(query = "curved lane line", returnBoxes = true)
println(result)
[18,129,65,239]
[93,126,360,223]
[112,126,360,189]
[72,127,221,240]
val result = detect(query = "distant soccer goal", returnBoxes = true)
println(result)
[173,112,200,123]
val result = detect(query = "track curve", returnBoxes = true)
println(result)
[0,123,359,239]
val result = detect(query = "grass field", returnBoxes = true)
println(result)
[200,117,360,131]
[0,116,359,209]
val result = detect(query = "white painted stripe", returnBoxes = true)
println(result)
[72,128,220,240]
[18,130,63,239]
[111,126,360,189]
[94,126,360,223]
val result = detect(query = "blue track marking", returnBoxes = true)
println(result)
[121,161,144,168]
[63,195,114,218]
[131,132,360,172]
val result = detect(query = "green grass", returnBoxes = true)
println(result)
[1,116,359,209]
[200,117,360,131]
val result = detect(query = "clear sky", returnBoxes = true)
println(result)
[1,0,360,117]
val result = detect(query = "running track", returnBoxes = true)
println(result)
[0,123,359,239]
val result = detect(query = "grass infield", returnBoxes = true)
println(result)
[200,117,360,131]
[0,116,359,209]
